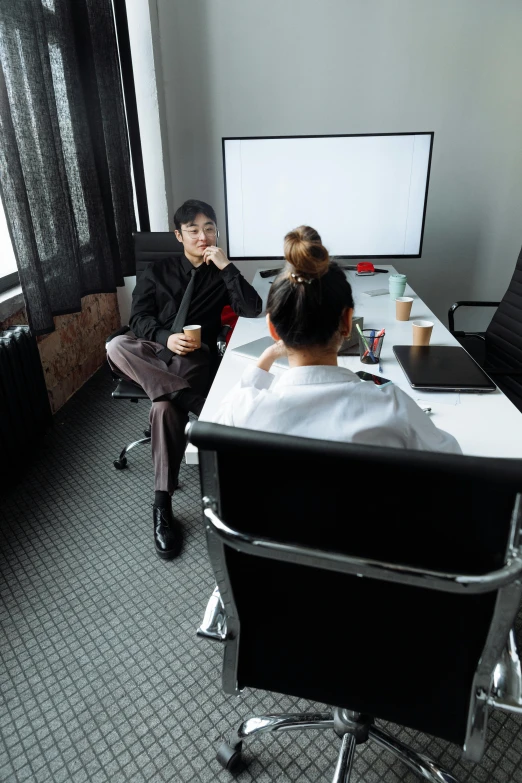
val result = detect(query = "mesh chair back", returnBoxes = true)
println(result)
[486,245,522,404]
[191,422,522,749]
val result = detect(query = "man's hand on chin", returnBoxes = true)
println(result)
[203,246,230,270]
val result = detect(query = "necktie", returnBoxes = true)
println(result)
[157,268,197,364]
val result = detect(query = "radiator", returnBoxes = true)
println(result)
[0,326,52,485]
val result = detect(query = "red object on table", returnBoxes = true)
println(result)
[356,262,375,274]
[221,306,238,344]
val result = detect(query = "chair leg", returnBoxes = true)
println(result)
[332,733,356,783]
[197,586,227,641]
[237,711,335,741]
[113,436,151,469]
[216,712,335,771]
[492,629,522,703]
[369,724,460,783]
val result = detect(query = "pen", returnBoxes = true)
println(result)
[372,328,385,371]
[356,324,377,363]
[367,330,376,363]
[373,328,385,351]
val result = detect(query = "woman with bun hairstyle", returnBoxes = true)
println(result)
[214,226,461,454]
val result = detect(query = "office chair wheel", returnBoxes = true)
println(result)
[143,427,151,438]
[216,740,243,771]
[113,457,128,470]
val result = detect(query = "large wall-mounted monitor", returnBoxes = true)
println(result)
[222,133,433,260]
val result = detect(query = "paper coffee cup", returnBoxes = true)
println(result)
[183,324,201,348]
[412,320,433,346]
[395,297,413,321]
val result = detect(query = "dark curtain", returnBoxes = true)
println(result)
[0,0,136,335]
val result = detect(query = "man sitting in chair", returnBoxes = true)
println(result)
[107,199,262,560]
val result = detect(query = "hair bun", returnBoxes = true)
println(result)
[284,226,330,279]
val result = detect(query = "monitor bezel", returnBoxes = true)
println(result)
[221,132,434,261]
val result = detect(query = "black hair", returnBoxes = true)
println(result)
[267,226,354,348]
[173,199,217,231]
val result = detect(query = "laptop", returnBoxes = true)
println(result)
[393,345,496,392]
[231,336,289,368]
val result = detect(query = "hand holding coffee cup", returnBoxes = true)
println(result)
[183,324,201,349]
[395,297,413,321]
[412,320,433,346]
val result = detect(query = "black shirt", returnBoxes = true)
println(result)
[129,255,262,351]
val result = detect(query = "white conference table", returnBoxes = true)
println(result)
[185,265,522,464]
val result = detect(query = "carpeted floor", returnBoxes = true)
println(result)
[1,365,522,782]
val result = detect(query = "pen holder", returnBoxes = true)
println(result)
[358,329,384,365]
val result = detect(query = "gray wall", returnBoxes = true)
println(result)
[154,0,522,326]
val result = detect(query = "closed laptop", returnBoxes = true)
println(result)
[393,345,496,392]
[231,336,289,368]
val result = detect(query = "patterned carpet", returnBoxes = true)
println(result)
[1,366,522,782]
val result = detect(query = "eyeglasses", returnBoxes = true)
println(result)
[181,226,217,239]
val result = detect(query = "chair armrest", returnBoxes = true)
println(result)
[105,324,130,345]
[454,333,486,342]
[200,497,522,595]
[217,324,232,342]
[448,301,500,334]
[216,324,232,358]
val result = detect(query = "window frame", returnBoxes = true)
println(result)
[0,270,19,295]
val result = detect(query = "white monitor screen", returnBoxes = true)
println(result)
[223,133,433,259]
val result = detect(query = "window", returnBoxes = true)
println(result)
[0,194,19,294]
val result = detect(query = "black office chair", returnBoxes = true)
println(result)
[448,244,522,412]
[106,232,232,470]
[106,232,184,469]
[188,421,522,782]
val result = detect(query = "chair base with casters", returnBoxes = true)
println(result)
[201,585,522,781]
[110,377,151,469]
[217,708,459,782]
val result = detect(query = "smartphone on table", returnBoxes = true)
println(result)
[355,371,393,388]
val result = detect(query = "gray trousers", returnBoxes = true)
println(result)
[106,334,210,494]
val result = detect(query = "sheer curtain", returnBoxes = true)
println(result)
[0,0,136,334]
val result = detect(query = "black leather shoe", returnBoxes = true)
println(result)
[153,505,183,559]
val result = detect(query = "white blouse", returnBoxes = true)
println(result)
[213,364,462,455]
